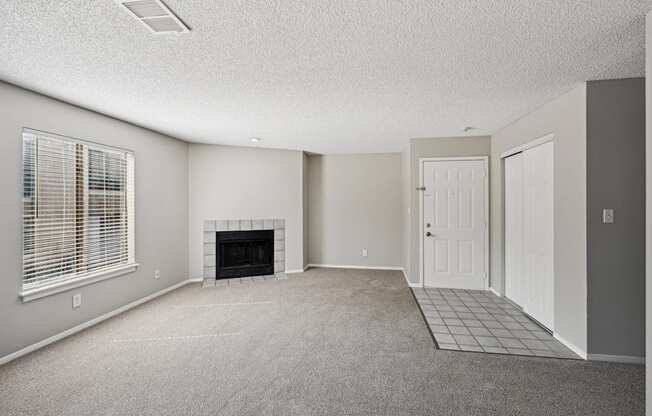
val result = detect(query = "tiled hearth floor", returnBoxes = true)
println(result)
[202,273,288,288]
[412,287,580,359]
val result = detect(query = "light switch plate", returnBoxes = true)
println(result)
[362,248,368,257]
[154,269,160,279]
[602,209,614,224]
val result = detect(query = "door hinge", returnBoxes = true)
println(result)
[416,186,426,191]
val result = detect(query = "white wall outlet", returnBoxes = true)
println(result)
[72,293,82,309]
[362,248,368,257]
[154,269,160,279]
[602,209,614,224]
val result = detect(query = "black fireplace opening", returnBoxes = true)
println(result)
[216,230,274,279]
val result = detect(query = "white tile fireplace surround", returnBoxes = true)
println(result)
[203,219,285,282]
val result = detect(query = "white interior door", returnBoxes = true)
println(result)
[422,159,487,290]
[504,153,526,307]
[522,141,554,330]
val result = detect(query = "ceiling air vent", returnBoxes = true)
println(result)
[121,0,190,34]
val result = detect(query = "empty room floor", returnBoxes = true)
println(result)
[0,268,644,416]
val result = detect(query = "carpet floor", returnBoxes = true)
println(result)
[0,268,644,415]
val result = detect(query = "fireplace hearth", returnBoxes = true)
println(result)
[216,230,274,279]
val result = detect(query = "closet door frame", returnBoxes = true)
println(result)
[500,133,554,313]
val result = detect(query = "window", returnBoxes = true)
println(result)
[22,129,135,294]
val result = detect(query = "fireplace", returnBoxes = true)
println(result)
[215,230,274,279]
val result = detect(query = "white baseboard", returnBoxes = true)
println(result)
[285,268,305,274]
[188,278,203,282]
[588,354,645,365]
[0,279,194,366]
[554,333,588,360]
[306,263,403,271]
[489,287,501,297]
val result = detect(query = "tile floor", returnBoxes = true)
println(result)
[202,273,288,288]
[412,287,579,359]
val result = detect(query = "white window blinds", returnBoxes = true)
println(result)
[22,129,135,290]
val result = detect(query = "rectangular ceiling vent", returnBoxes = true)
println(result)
[121,0,190,34]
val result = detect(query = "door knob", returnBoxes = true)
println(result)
[426,232,433,237]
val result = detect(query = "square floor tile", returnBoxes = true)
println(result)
[453,335,478,346]
[489,328,513,338]
[502,321,526,330]
[507,348,533,356]
[469,327,492,337]
[510,330,538,340]
[482,320,504,329]
[443,318,464,326]
[475,336,501,347]
[498,338,526,348]
[430,325,450,334]
[440,311,458,318]
[462,319,483,327]
[448,326,471,335]
[438,343,460,350]
[459,345,484,352]
[435,333,456,344]
[483,346,509,354]
[521,339,549,350]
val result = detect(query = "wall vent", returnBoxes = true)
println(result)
[121,0,190,34]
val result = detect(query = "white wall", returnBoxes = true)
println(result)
[188,144,304,277]
[307,153,402,268]
[0,81,189,359]
[406,136,491,284]
[491,84,587,355]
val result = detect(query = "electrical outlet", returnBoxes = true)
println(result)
[72,293,82,309]
[362,248,368,257]
[154,269,160,279]
[602,209,614,224]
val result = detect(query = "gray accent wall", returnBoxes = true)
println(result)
[188,144,304,277]
[586,78,645,358]
[0,81,189,359]
[307,153,402,268]
[406,136,491,284]
[491,84,588,354]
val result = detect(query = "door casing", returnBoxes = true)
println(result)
[418,156,489,289]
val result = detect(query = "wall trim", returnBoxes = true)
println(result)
[285,268,306,274]
[500,132,555,159]
[489,287,501,297]
[0,278,194,366]
[306,263,403,271]
[588,354,645,365]
[554,333,588,360]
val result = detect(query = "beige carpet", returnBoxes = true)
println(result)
[0,268,644,415]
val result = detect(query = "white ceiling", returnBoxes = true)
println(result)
[1,1,650,153]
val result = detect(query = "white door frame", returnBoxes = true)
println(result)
[418,156,490,289]
[500,133,554,296]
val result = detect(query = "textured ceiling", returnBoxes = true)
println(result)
[1,1,650,153]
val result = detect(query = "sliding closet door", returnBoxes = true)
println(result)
[504,153,526,308]
[523,141,554,330]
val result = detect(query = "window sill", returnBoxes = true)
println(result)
[20,263,139,303]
